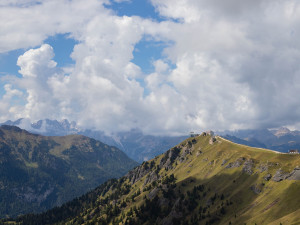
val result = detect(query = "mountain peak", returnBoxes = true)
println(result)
[0,125,23,132]
[272,127,291,137]
[1,118,79,136]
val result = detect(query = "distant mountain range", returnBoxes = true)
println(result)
[2,118,79,136]
[3,118,300,161]
[0,125,137,218]
[5,133,300,225]
[218,127,300,153]
[1,119,187,162]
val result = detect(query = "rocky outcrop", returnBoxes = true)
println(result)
[242,159,254,175]
[272,169,290,182]
[251,184,262,194]
[258,164,268,173]
[160,140,196,167]
[181,146,192,159]
[209,137,217,145]
[148,187,159,200]
[264,173,272,181]
[225,157,245,169]
[144,171,160,186]
[272,167,300,182]
[287,167,300,181]
[126,164,151,184]
[160,147,181,170]
[196,150,202,157]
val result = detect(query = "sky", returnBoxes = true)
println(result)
[1,0,300,135]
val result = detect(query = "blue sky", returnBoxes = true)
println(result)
[44,34,78,67]
[0,0,163,78]
[1,0,300,134]
[105,0,162,20]
[0,34,78,97]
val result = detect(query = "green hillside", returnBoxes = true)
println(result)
[3,131,300,225]
[0,125,138,218]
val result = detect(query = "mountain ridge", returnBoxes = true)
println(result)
[5,132,299,225]
[3,118,300,161]
[0,125,138,218]
[0,119,187,162]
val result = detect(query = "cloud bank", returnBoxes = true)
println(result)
[1,0,300,134]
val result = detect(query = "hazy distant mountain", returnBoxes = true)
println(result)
[102,129,188,162]
[1,119,187,162]
[221,135,267,148]
[7,118,300,159]
[1,118,78,136]
[9,133,300,225]
[218,128,277,146]
[219,127,300,153]
[0,125,137,218]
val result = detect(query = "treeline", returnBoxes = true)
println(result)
[118,182,234,225]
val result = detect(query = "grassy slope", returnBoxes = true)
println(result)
[152,135,300,225]
[5,132,300,225]
[102,134,299,224]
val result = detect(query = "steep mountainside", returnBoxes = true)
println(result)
[1,119,187,162]
[6,132,300,225]
[0,125,138,218]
